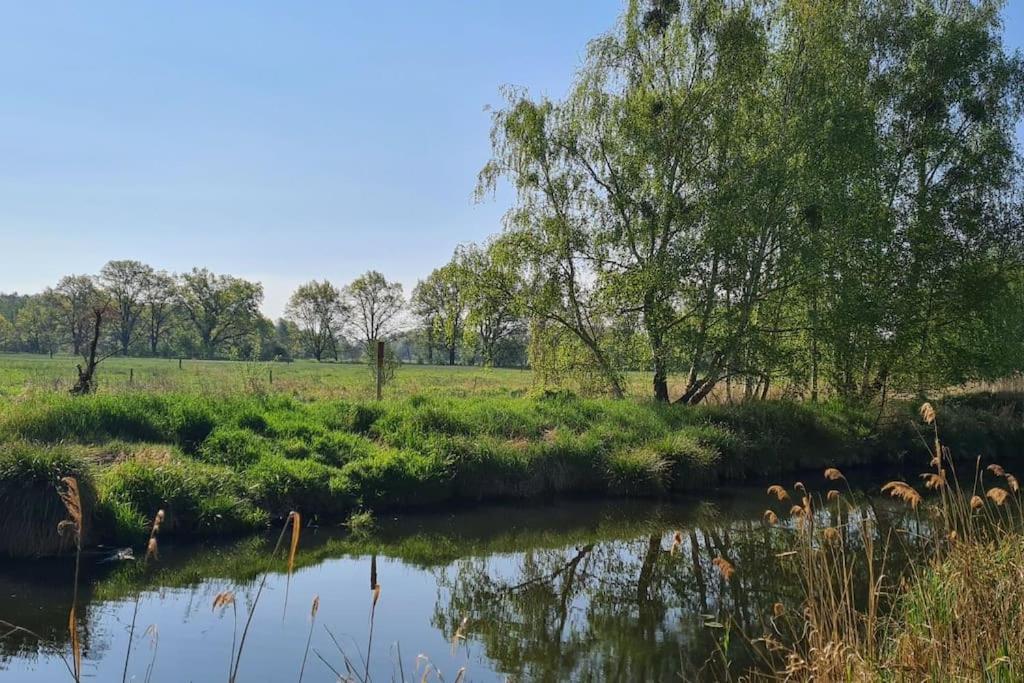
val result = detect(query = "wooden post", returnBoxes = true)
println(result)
[178,358,183,370]
[375,340,385,401]
[129,368,134,385]
[269,368,273,385]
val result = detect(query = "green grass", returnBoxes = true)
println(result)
[1,353,1022,552]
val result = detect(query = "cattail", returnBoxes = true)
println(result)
[881,481,922,510]
[824,467,844,481]
[212,591,236,612]
[986,488,1009,506]
[920,471,946,490]
[970,495,984,510]
[920,402,936,425]
[763,510,779,525]
[712,556,735,581]
[767,485,789,501]
[826,489,840,502]
[987,464,1005,477]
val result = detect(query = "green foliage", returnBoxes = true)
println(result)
[99,457,266,536]
[0,443,97,556]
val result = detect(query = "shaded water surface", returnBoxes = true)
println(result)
[1,477,918,682]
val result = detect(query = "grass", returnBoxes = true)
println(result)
[1,352,1023,554]
[1,383,1022,552]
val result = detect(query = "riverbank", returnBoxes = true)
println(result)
[2,390,1022,555]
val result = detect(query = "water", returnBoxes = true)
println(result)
[0,477,918,682]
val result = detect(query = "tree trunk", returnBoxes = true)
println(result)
[71,310,104,395]
[448,346,456,366]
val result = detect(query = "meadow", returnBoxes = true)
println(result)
[2,352,1023,558]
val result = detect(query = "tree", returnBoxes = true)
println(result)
[143,270,178,356]
[176,269,263,359]
[0,313,13,351]
[412,262,467,366]
[52,275,99,356]
[99,259,154,356]
[13,298,60,354]
[285,280,348,361]
[345,271,404,345]
[457,242,524,367]
[70,287,117,394]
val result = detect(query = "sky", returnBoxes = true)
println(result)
[0,1,1022,319]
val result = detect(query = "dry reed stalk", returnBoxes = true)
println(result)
[123,509,165,683]
[58,476,83,683]
[298,595,319,683]
[229,511,301,683]
[712,556,735,581]
[881,481,922,510]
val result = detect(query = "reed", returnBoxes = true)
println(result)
[742,401,1024,681]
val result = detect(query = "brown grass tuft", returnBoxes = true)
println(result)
[712,556,735,581]
[827,489,840,502]
[881,481,922,510]
[768,484,789,501]
[1007,474,1020,493]
[987,464,1005,477]
[213,591,235,611]
[986,488,1009,506]
[764,510,779,525]
[920,402,936,424]
[824,467,844,481]
[920,471,947,490]
[970,495,984,510]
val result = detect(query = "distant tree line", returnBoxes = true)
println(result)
[3,0,1024,403]
[0,260,529,368]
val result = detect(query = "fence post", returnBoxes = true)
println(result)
[129,368,134,385]
[178,358,183,370]
[269,368,273,385]
[376,340,385,401]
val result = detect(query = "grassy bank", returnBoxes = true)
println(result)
[1,389,1022,555]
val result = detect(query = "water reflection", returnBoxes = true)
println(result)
[0,483,920,681]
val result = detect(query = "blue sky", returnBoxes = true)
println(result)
[1,1,1021,318]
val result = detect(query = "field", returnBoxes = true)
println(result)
[0,353,539,400]
[2,352,1023,555]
